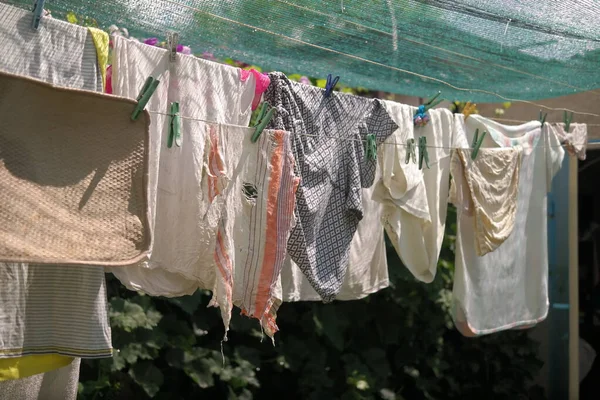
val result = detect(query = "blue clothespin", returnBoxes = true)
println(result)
[418,136,430,170]
[405,138,416,164]
[32,0,46,30]
[365,134,377,160]
[131,77,160,121]
[470,128,486,160]
[324,74,339,97]
[167,102,181,148]
[251,103,276,143]
[414,91,443,127]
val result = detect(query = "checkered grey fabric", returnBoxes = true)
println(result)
[265,72,397,302]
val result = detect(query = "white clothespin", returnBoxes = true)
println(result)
[167,32,179,63]
[32,0,46,30]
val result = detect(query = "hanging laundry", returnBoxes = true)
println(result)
[451,115,564,336]
[449,147,522,256]
[0,263,112,358]
[0,71,151,265]
[547,122,588,161]
[0,355,73,381]
[240,69,271,111]
[373,103,466,283]
[265,72,398,302]
[0,5,112,374]
[108,35,260,296]
[276,158,389,302]
[0,3,103,91]
[0,358,80,400]
[210,126,299,340]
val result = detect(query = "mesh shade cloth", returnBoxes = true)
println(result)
[4,0,600,101]
[0,71,151,266]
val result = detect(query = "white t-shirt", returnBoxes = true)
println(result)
[452,115,564,336]
[374,104,467,283]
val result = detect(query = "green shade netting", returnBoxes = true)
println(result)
[6,0,600,101]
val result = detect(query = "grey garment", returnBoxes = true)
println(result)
[0,2,103,91]
[265,72,398,302]
[0,3,112,358]
[0,358,80,400]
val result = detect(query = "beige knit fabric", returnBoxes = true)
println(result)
[0,71,151,266]
[450,147,522,256]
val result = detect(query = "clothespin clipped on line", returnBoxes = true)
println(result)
[414,91,444,127]
[423,91,444,110]
[131,77,160,121]
[462,102,477,120]
[564,110,574,133]
[405,138,416,164]
[418,136,430,170]
[365,134,377,161]
[167,32,179,63]
[31,0,46,30]
[470,128,486,160]
[167,102,181,148]
[251,103,276,143]
[539,110,547,126]
[324,74,339,97]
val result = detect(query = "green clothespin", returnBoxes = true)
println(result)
[131,77,160,121]
[564,111,574,133]
[405,138,416,164]
[251,103,276,143]
[424,91,444,111]
[470,128,486,160]
[167,102,181,148]
[365,134,377,160]
[539,110,547,126]
[418,136,430,170]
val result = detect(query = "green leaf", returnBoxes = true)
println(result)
[66,12,78,24]
[128,361,164,398]
[109,298,162,332]
[168,291,205,315]
[380,388,396,400]
[184,364,215,389]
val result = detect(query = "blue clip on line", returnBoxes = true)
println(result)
[324,74,339,97]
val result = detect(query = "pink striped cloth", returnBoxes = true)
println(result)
[206,127,299,340]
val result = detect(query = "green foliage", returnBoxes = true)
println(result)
[79,206,546,400]
[64,11,98,28]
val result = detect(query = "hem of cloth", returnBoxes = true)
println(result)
[0,347,113,359]
[282,279,390,302]
[453,301,548,336]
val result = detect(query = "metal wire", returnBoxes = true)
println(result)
[148,110,570,150]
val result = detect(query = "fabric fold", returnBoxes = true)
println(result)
[450,147,522,256]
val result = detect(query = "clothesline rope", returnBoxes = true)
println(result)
[492,117,600,127]
[148,110,571,150]
[155,0,600,119]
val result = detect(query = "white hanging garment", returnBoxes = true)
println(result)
[452,115,564,336]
